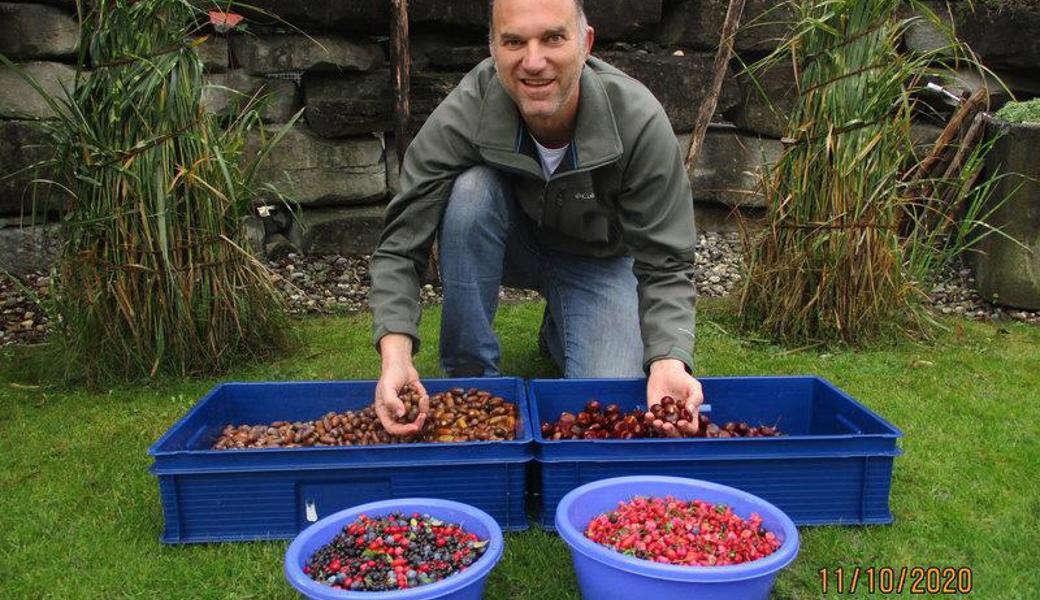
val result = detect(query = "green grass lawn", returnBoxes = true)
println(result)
[1,299,1038,599]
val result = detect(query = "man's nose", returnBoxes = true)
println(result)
[521,41,547,72]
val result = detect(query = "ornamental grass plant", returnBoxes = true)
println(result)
[739,0,1002,345]
[1,0,295,385]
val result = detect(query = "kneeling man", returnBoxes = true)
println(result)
[369,0,702,435]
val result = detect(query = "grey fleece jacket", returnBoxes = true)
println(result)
[369,56,697,371]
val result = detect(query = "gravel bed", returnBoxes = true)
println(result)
[2,232,1036,347]
[0,272,51,347]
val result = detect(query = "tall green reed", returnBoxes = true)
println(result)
[739,0,1002,345]
[3,0,296,385]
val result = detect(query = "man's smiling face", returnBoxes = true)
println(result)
[490,0,594,140]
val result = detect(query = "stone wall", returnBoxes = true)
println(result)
[2,0,1040,272]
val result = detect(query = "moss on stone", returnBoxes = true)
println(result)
[995,98,1040,124]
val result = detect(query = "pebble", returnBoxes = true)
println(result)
[2,234,1038,346]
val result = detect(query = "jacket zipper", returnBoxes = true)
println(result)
[540,184,549,225]
[481,162,562,228]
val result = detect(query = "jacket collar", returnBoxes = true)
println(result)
[475,61,623,171]
[516,126,579,174]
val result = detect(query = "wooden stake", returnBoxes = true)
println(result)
[390,0,411,172]
[903,87,989,186]
[683,0,746,173]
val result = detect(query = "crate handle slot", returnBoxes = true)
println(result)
[305,499,318,523]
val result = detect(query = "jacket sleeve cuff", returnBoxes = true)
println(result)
[372,321,422,356]
[643,345,695,375]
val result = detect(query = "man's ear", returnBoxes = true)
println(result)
[584,25,595,57]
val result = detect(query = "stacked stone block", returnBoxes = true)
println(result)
[0,1,83,272]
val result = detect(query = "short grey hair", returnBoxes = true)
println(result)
[487,0,589,43]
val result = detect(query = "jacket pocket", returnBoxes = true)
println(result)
[546,179,611,245]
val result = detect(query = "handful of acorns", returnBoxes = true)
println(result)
[540,396,782,440]
[212,384,518,449]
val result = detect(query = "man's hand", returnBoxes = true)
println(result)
[646,358,704,437]
[375,334,430,436]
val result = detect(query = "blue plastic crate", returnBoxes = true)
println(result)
[529,376,903,529]
[149,378,532,544]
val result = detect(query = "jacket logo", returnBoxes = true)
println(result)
[574,191,596,201]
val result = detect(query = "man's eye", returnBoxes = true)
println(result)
[547,34,564,43]
[504,39,522,47]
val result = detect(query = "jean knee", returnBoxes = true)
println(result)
[441,166,510,239]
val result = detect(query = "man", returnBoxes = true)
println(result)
[369,0,703,436]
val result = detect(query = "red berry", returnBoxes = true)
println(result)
[584,496,781,566]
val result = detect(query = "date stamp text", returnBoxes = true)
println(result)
[819,566,973,595]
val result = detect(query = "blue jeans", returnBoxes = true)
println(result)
[438,166,644,378]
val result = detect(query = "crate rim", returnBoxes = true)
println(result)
[150,455,534,475]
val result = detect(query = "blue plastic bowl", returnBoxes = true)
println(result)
[285,498,504,600]
[555,476,799,600]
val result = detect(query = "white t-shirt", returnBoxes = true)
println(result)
[533,138,571,180]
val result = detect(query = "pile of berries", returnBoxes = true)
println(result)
[212,386,517,449]
[304,512,489,591]
[540,397,782,440]
[584,496,782,566]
